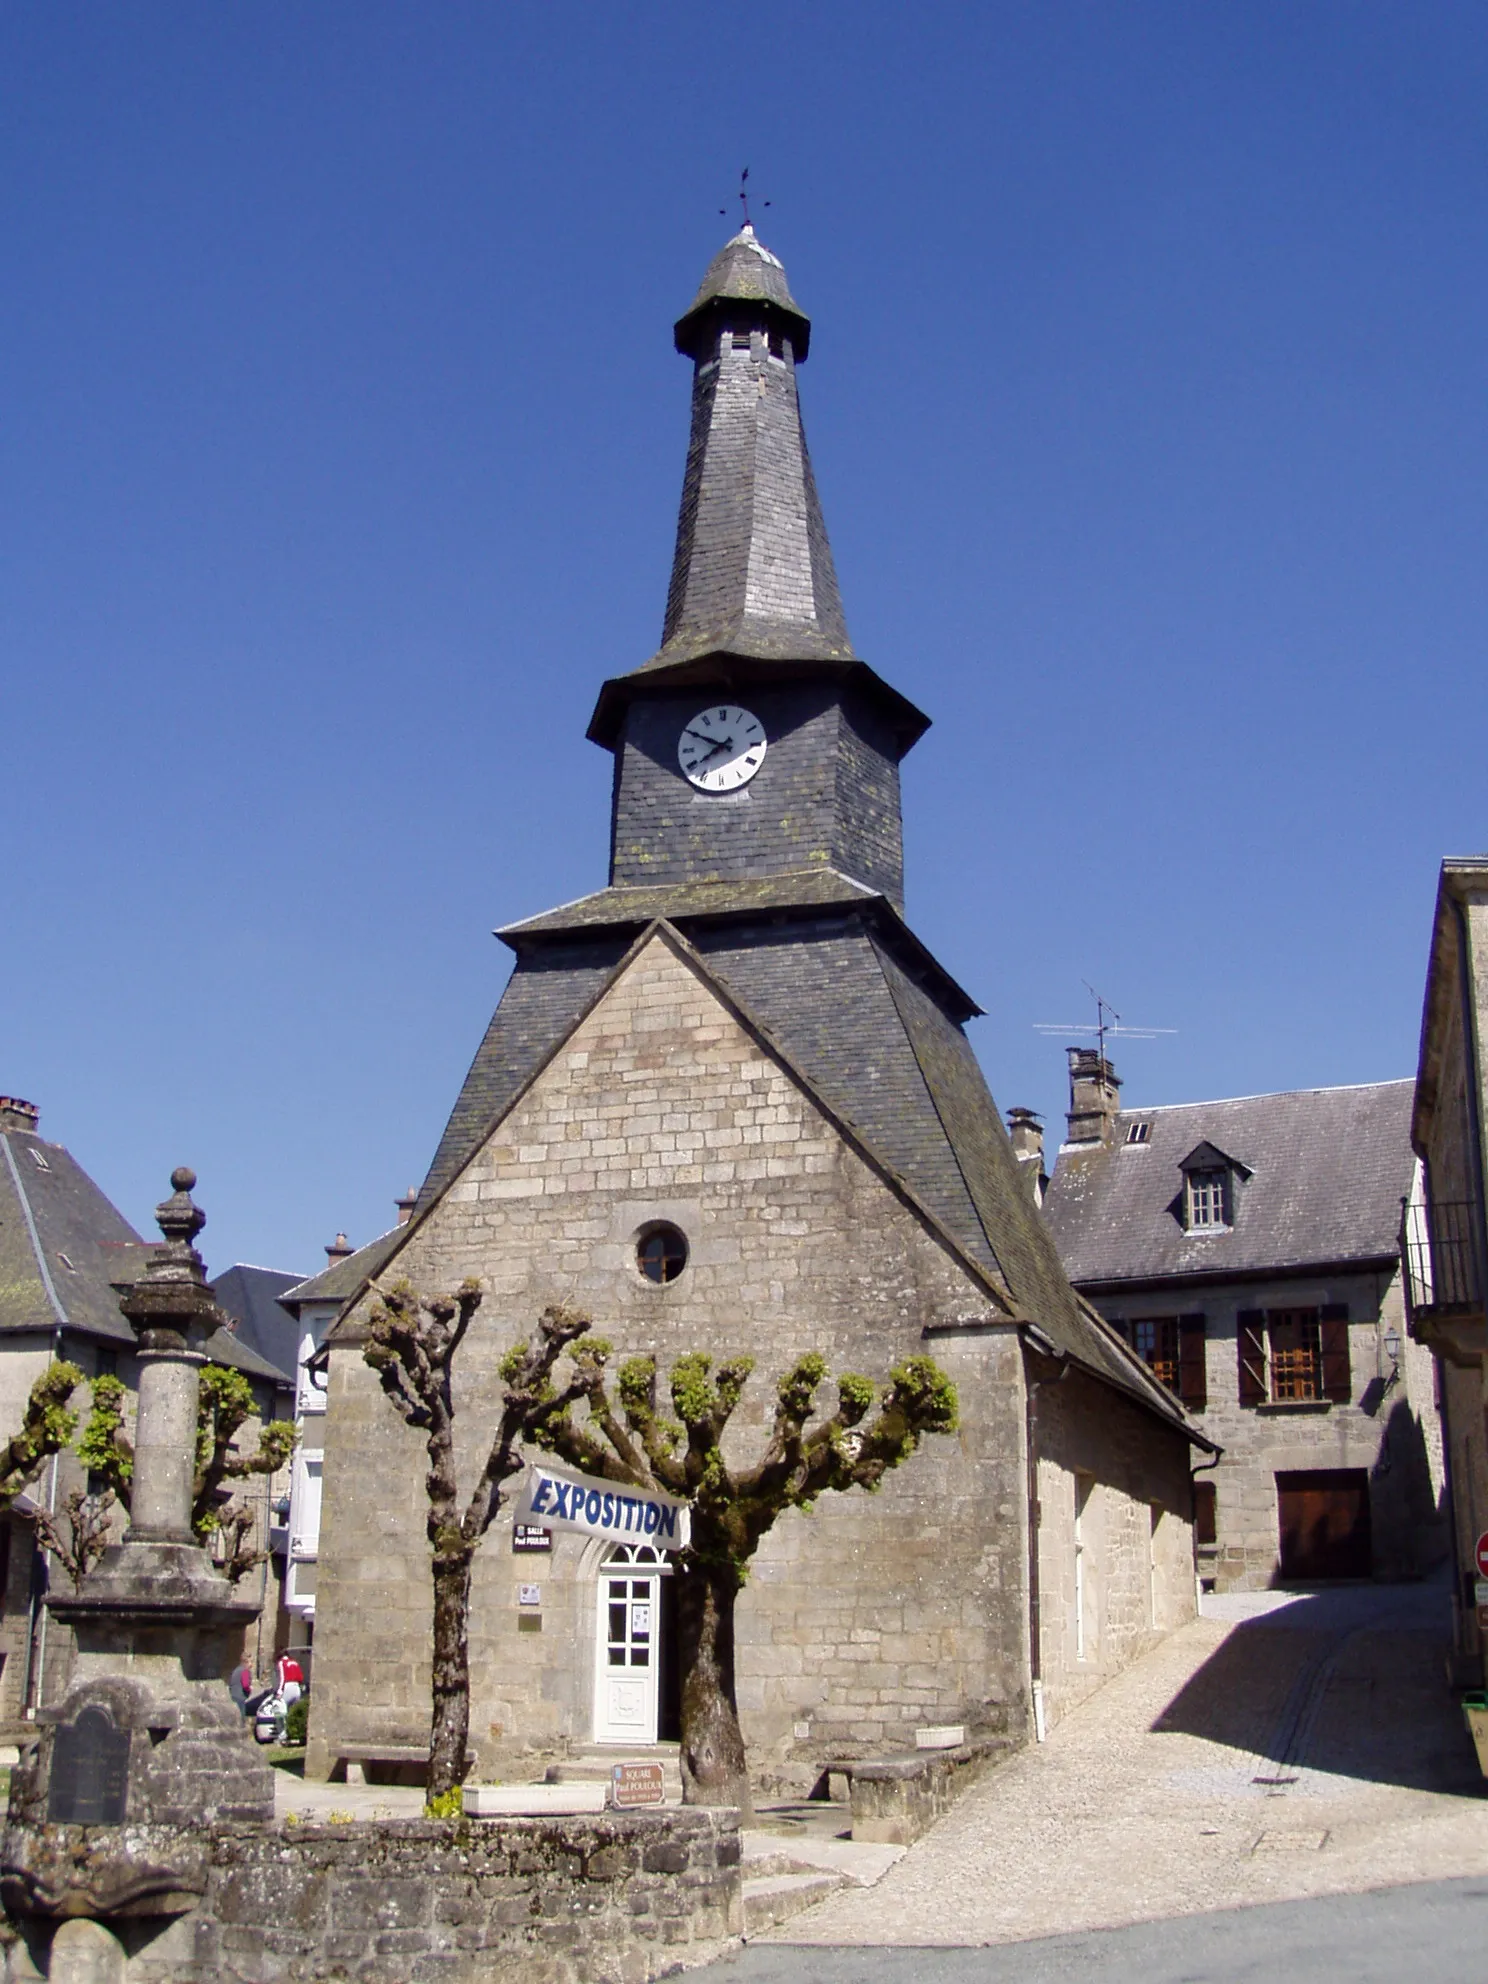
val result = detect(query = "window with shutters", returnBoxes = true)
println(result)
[1133,1318,1179,1389]
[1268,1310,1321,1399]
[1118,1313,1208,1410]
[1237,1304,1351,1406]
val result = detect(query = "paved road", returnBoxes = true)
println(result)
[759,1582,1488,1948]
[699,1876,1488,1982]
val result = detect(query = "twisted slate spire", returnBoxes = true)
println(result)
[642,226,856,672]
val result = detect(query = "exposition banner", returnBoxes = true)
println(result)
[513,1463,691,1551]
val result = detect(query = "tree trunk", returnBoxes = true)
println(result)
[428,1542,474,1801]
[675,1562,751,1815]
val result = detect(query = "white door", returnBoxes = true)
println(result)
[594,1564,660,1744]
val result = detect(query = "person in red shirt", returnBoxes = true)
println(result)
[275,1652,305,1707]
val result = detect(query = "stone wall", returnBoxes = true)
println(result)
[309,931,1031,1783]
[1414,889,1488,1684]
[1091,1268,1447,1591]
[1032,1361,1198,1730]
[2,1809,740,1983]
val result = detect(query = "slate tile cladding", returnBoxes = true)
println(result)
[1044,1080,1416,1287]
[657,257,851,671]
[609,681,904,904]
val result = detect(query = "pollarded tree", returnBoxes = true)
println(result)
[361,1282,598,1800]
[516,1314,959,1812]
[0,1362,85,1509]
[60,1369,295,1586]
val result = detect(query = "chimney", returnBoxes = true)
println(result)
[1065,1049,1122,1145]
[1005,1108,1046,1205]
[396,1188,418,1227]
[324,1232,354,1265]
[0,1097,40,1136]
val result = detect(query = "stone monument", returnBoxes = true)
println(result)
[3,1169,273,1932]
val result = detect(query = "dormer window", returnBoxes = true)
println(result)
[1173,1140,1251,1234]
[1187,1170,1229,1230]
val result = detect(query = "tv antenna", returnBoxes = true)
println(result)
[721,166,770,230]
[1034,983,1176,1065]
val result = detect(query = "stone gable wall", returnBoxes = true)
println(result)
[309,933,1028,1783]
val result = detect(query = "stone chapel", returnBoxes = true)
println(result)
[302,226,1207,1788]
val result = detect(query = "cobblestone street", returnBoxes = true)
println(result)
[764,1581,1487,1947]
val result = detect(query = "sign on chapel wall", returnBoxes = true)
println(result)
[514,1465,690,1550]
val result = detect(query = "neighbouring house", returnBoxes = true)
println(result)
[302,225,1213,1791]
[1043,1052,1448,1592]
[1404,856,1488,1686]
[0,1096,296,1728]
[210,1261,306,1666]
[274,1197,416,1674]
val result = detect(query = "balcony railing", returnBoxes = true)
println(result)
[1401,1198,1484,1324]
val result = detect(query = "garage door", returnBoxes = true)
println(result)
[1276,1469,1372,1581]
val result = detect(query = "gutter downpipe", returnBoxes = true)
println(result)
[1450,890,1488,1668]
[1,1137,70,1716]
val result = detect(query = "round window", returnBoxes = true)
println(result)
[636,1224,688,1284]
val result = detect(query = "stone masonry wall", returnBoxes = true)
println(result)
[2,1810,740,1984]
[1032,1362,1197,1730]
[1417,893,1488,1682]
[1091,1268,1446,1592]
[309,931,1031,1783]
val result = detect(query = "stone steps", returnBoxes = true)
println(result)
[738,1825,902,1935]
[742,1870,848,1934]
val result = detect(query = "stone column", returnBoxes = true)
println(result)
[122,1169,212,1547]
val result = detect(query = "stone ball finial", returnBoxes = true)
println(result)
[155,1168,206,1246]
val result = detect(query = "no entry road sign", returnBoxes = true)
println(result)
[1476,1532,1488,1578]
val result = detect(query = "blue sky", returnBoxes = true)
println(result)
[5,4,1486,1276]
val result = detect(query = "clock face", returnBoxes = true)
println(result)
[677,705,767,792]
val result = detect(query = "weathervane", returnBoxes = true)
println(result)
[721,166,770,230]
[1034,983,1176,1063]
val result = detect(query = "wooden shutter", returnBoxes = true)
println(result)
[1237,1310,1267,1405]
[1320,1303,1351,1402]
[1178,1314,1208,1410]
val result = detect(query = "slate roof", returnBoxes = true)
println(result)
[0,1122,299,1387]
[587,227,927,750]
[675,226,811,358]
[211,1265,304,1384]
[1043,1080,1416,1290]
[278,1226,406,1311]
[499,869,878,937]
[0,1127,147,1343]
